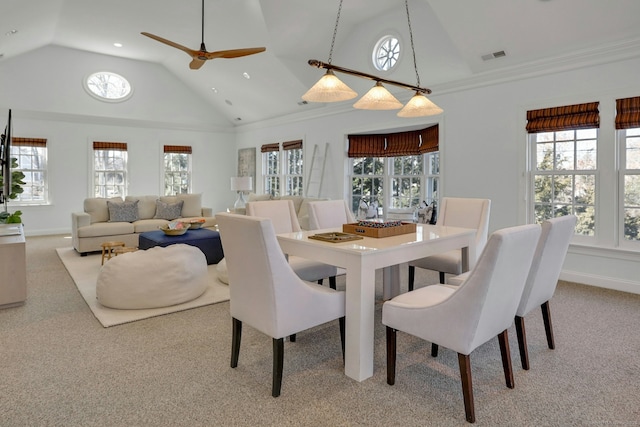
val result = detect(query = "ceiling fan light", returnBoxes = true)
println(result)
[302,70,358,102]
[397,91,443,117]
[353,82,403,110]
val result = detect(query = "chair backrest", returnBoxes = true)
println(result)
[307,200,356,230]
[440,224,540,354]
[438,197,491,262]
[517,215,576,317]
[216,212,315,338]
[245,199,301,234]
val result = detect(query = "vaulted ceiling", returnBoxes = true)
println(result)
[2,0,640,125]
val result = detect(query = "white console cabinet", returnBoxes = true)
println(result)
[0,224,26,308]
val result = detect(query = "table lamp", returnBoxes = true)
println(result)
[230,176,253,210]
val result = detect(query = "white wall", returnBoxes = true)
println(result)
[235,56,640,294]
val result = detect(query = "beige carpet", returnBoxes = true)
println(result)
[56,247,230,327]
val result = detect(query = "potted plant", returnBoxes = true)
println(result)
[0,157,25,224]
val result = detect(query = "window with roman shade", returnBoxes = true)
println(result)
[163,145,192,195]
[10,137,48,204]
[526,102,599,238]
[348,125,439,216]
[616,96,640,243]
[282,140,303,196]
[93,141,128,198]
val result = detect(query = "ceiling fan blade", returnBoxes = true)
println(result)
[189,58,206,70]
[141,32,197,57]
[204,47,266,60]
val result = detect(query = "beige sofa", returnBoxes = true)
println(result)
[71,194,216,255]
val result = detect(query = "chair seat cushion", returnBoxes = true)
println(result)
[289,256,337,282]
[409,250,462,275]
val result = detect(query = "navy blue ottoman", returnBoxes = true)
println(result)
[138,228,224,265]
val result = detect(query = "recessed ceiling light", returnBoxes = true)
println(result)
[242,72,250,79]
[211,87,218,93]
[113,42,123,48]
[5,29,18,36]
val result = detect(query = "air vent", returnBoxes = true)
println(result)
[297,100,308,106]
[481,50,507,61]
[225,99,233,106]
[234,117,242,121]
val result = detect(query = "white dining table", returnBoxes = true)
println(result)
[276,224,476,382]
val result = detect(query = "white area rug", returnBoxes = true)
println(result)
[56,247,230,328]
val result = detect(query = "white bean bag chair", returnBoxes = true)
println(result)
[96,244,208,309]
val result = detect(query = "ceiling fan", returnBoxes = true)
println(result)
[141,0,266,70]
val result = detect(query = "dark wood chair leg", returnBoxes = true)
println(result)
[541,301,555,350]
[231,318,242,368]
[439,271,445,284]
[329,276,337,290]
[272,338,284,397]
[498,330,515,389]
[514,315,530,370]
[386,326,396,385]
[408,265,415,291]
[339,317,345,362]
[431,343,439,357]
[457,353,475,424]
[289,334,296,342]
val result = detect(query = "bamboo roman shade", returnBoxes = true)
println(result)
[12,137,47,147]
[615,96,640,129]
[93,141,127,151]
[282,140,303,150]
[163,145,192,154]
[348,125,438,157]
[526,102,600,133]
[261,143,280,153]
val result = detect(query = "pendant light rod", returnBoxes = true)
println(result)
[307,59,432,95]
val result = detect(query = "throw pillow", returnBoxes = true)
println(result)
[107,200,139,223]
[154,199,184,220]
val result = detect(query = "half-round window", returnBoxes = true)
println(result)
[372,35,400,71]
[84,71,132,102]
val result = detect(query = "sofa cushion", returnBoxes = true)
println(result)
[177,193,202,217]
[247,193,272,202]
[125,195,158,220]
[107,200,139,222]
[154,199,184,220]
[84,197,123,224]
[77,221,135,238]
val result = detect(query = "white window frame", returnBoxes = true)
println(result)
[92,144,128,198]
[261,143,304,197]
[263,150,280,197]
[10,140,48,205]
[163,150,192,196]
[528,128,598,243]
[349,152,440,220]
[618,127,640,249]
[283,147,303,196]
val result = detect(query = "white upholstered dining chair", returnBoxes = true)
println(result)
[215,212,345,397]
[307,199,356,230]
[383,224,541,423]
[246,199,338,289]
[447,215,576,370]
[408,197,491,290]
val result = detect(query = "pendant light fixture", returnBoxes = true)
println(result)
[303,0,442,117]
[302,0,357,102]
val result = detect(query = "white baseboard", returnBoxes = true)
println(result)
[560,269,640,295]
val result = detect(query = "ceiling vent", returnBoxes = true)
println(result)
[481,50,507,61]
[297,100,308,106]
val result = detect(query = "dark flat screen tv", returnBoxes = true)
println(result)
[0,109,12,204]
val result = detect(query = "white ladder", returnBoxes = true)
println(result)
[305,143,329,198]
